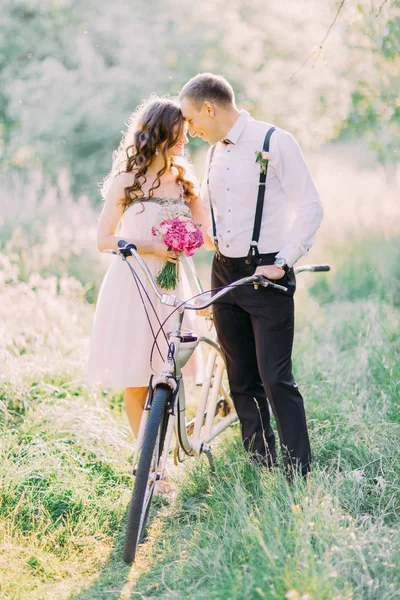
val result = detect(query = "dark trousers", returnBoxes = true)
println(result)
[212,252,311,477]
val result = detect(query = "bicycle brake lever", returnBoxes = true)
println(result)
[254,276,288,293]
[253,275,267,290]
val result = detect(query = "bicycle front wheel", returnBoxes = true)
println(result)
[123,384,172,564]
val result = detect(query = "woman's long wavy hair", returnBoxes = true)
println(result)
[101,96,197,210]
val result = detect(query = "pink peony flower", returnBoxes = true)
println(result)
[152,212,203,290]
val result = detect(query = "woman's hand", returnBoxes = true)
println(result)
[152,241,181,264]
[196,306,213,317]
[194,292,213,317]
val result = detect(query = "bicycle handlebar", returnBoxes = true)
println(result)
[115,240,166,303]
[294,264,330,274]
[104,241,330,312]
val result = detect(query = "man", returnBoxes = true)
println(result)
[179,73,323,477]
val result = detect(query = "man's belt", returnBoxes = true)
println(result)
[216,251,278,267]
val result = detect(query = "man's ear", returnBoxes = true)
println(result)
[203,101,215,118]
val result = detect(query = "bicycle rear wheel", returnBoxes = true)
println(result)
[123,384,172,564]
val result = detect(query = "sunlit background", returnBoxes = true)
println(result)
[1,0,399,299]
[0,1,399,599]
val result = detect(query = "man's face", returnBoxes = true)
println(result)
[179,97,219,145]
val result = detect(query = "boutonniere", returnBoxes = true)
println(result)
[255,150,272,174]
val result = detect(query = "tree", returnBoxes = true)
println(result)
[340,0,400,174]
[1,0,398,201]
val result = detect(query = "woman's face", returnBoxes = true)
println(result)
[167,123,189,158]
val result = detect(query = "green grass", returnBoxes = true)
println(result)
[308,236,400,307]
[0,237,399,599]
[125,294,400,600]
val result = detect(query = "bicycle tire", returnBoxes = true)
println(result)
[123,385,172,564]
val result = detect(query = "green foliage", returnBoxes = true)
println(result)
[1,0,399,203]
[0,0,210,199]
[1,231,399,598]
[341,1,400,171]
[0,3,399,594]
[309,236,400,306]
[126,289,400,599]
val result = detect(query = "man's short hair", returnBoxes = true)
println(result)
[179,73,235,109]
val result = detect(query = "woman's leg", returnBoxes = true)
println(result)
[124,387,148,437]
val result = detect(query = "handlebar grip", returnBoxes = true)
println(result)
[118,240,137,257]
[273,283,288,292]
[312,264,330,272]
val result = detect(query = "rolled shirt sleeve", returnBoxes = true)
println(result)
[274,131,324,267]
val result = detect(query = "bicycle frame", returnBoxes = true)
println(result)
[105,244,330,477]
[130,288,237,475]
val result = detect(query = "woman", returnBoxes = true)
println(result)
[87,96,213,437]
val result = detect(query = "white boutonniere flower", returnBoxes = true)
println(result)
[255,150,272,174]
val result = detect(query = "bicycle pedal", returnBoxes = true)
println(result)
[216,399,231,417]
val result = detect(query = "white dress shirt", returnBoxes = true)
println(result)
[200,110,324,267]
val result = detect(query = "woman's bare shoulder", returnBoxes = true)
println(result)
[105,171,136,198]
[102,172,136,207]
[113,171,136,188]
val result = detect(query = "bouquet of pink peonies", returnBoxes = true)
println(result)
[152,211,204,290]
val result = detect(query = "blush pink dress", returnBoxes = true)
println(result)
[87,197,197,388]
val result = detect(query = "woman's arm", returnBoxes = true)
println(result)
[96,174,152,253]
[96,174,177,263]
[189,195,215,251]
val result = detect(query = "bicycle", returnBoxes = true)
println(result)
[105,240,330,563]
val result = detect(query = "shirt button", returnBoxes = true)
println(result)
[226,245,230,248]
[228,209,231,212]
[227,230,231,233]
[227,188,230,191]
[226,167,230,171]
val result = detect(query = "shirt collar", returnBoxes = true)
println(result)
[221,110,250,145]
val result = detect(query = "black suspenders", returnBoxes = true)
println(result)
[206,126,276,265]
[245,126,275,264]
